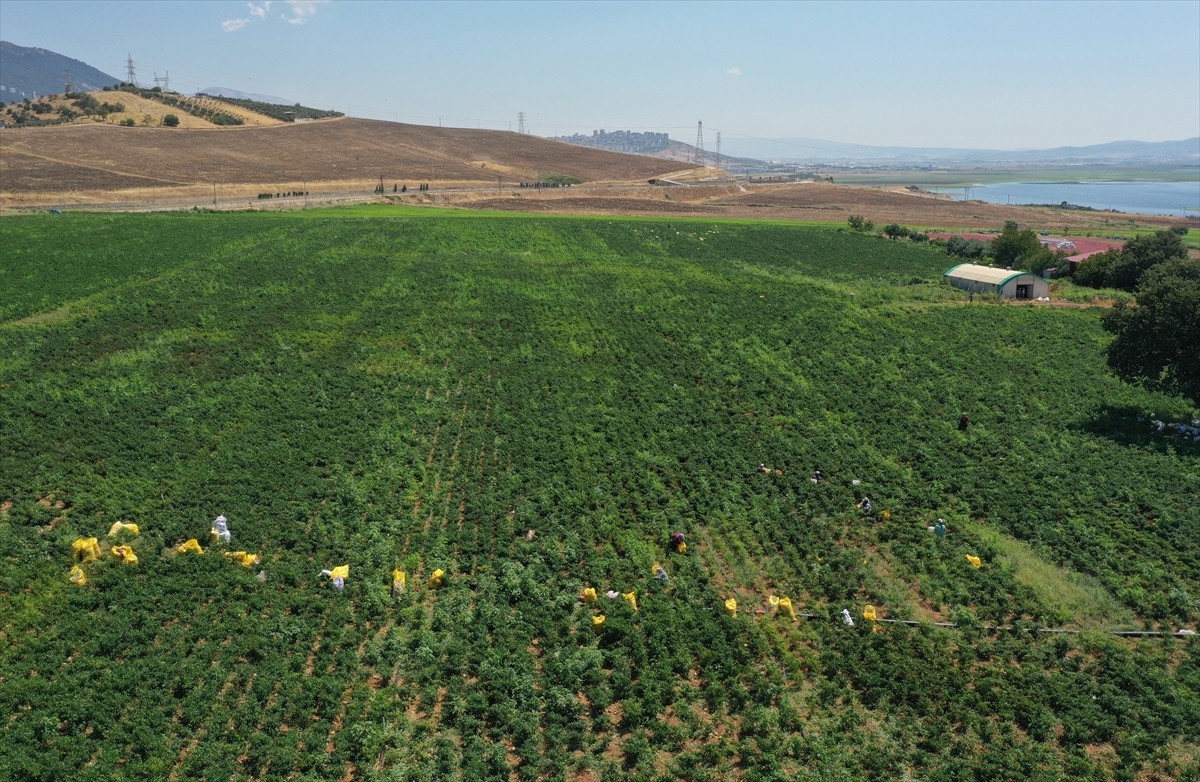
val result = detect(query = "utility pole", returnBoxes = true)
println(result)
[694,121,704,165]
[63,70,73,94]
[716,132,721,170]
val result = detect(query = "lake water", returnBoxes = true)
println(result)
[950,180,1200,217]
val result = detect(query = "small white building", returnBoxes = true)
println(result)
[944,263,1049,300]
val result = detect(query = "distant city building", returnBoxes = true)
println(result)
[556,129,670,154]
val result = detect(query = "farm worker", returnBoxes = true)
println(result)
[211,515,231,544]
[724,597,738,617]
[841,608,855,626]
[581,587,598,604]
[966,555,982,569]
[757,463,769,474]
[653,563,669,583]
[112,545,138,565]
[934,520,947,539]
[525,529,536,541]
[605,590,620,600]
[428,569,445,589]
[857,496,873,514]
[959,414,970,431]
[592,615,606,631]
[669,532,686,552]
[69,565,87,585]
[108,521,140,537]
[811,469,824,484]
[320,565,349,591]
[863,604,878,623]
[72,537,101,563]
[176,538,204,555]
[392,569,406,595]
[622,591,639,613]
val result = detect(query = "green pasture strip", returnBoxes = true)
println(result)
[269,201,842,227]
[961,519,1138,630]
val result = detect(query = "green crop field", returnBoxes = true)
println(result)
[1,211,1197,782]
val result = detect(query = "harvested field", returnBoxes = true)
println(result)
[2,119,1196,235]
[0,118,689,201]
[448,181,1195,233]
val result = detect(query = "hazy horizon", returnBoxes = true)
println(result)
[2,0,1198,156]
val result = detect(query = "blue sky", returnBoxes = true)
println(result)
[2,0,1198,156]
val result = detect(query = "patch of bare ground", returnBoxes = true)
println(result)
[455,180,1195,233]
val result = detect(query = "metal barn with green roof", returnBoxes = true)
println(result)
[944,263,1049,300]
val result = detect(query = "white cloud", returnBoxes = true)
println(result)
[222,17,251,32]
[249,1,271,20]
[284,0,327,24]
[727,67,743,77]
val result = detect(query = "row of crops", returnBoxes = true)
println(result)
[1,211,1197,780]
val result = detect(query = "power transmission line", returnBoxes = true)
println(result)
[517,111,526,134]
[694,120,704,165]
[125,54,138,87]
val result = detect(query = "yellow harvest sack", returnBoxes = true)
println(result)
[428,568,444,588]
[69,565,87,585]
[592,615,606,631]
[224,551,261,567]
[580,586,598,604]
[622,591,638,613]
[112,545,138,565]
[966,555,982,569]
[176,539,204,555]
[72,537,101,563]
[724,597,738,617]
[108,521,140,537]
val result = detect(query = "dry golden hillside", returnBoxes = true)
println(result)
[0,117,693,202]
[0,90,282,129]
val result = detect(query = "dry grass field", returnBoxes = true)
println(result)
[0,117,688,200]
[452,180,1193,232]
[1,114,1196,234]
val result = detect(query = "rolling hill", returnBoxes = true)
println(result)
[0,116,696,196]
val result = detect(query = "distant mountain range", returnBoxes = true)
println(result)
[199,86,295,105]
[718,136,1200,165]
[552,130,759,168]
[0,41,119,99]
